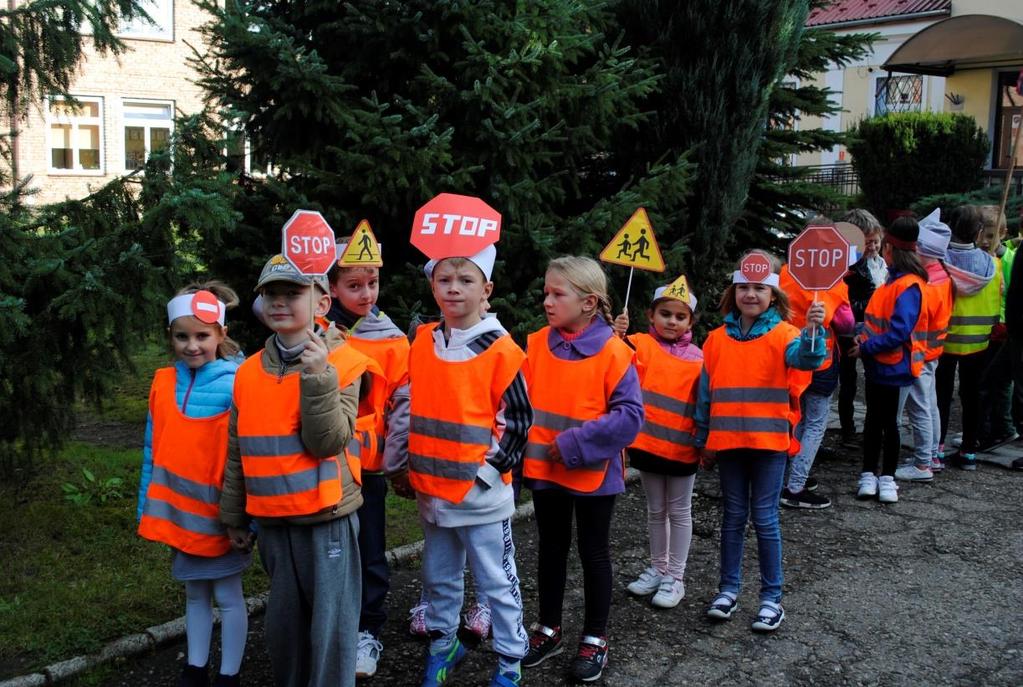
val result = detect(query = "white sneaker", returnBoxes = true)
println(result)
[650,577,685,609]
[626,566,665,596]
[878,475,898,503]
[355,630,383,678]
[894,464,933,482]
[856,472,878,499]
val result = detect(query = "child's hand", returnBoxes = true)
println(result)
[301,329,329,375]
[227,526,254,553]
[390,471,416,500]
[806,301,826,329]
[547,440,562,463]
[612,312,629,338]
[699,448,717,470]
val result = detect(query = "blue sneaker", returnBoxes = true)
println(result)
[489,667,522,686]
[953,452,977,471]
[421,638,467,686]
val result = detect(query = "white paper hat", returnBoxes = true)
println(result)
[424,244,497,281]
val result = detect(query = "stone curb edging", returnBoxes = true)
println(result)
[0,468,640,687]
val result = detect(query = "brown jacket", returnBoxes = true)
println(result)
[219,327,363,528]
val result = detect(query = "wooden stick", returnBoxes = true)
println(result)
[995,104,1023,254]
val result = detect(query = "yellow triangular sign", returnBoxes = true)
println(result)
[339,220,383,267]
[661,274,691,303]
[598,208,665,272]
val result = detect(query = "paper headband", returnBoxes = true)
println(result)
[653,277,698,311]
[732,271,781,288]
[167,291,226,326]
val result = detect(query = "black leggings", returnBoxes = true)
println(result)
[935,350,987,453]
[533,489,616,637]
[862,380,902,476]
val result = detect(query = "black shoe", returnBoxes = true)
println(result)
[816,446,840,461]
[780,487,831,510]
[177,664,208,687]
[213,674,240,687]
[977,431,1020,453]
[1012,456,1023,470]
[569,636,608,683]
[804,476,819,492]
[522,623,563,669]
[952,452,977,471]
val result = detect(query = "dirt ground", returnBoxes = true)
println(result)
[97,429,1023,687]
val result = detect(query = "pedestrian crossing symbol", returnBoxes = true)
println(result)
[598,208,665,272]
[662,275,691,303]
[338,220,383,267]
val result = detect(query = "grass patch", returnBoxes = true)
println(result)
[0,440,426,680]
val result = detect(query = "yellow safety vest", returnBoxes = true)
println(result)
[944,268,1002,355]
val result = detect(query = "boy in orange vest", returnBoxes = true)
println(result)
[219,255,374,687]
[325,240,411,679]
[402,245,532,687]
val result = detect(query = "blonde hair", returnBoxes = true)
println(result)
[978,205,1007,237]
[840,208,883,237]
[546,256,614,325]
[172,280,241,359]
[717,250,791,320]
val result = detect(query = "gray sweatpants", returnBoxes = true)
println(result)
[422,518,529,659]
[259,515,361,687]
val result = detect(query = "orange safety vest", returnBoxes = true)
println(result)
[919,277,954,362]
[348,335,410,473]
[234,345,369,517]
[524,327,635,492]
[137,368,231,557]
[407,323,525,503]
[703,322,808,453]
[779,264,849,372]
[862,273,927,378]
[627,333,700,463]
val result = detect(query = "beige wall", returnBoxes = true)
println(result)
[15,1,211,204]
[944,69,996,129]
[952,0,1023,23]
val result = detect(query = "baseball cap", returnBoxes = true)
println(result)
[254,254,330,293]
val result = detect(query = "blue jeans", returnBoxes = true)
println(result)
[787,391,832,492]
[717,449,787,604]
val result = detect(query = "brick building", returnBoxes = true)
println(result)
[11,0,210,204]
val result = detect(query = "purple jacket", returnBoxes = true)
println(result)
[525,318,645,496]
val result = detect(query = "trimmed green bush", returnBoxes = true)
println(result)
[848,112,989,216]
[912,185,1021,234]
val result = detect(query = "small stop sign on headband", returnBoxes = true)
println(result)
[191,290,222,324]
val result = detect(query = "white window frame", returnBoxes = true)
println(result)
[46,95,105,176]
[118,0,174,41]
[122,99,175,172]
[223,125,273,177]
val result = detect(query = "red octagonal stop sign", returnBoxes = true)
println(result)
[740,252,773,283]
[787,225,850,290]
[411,193,501,260]
[282,210,337,275]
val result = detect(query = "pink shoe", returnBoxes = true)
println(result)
[408,600,428,638]
[463,601,492,640]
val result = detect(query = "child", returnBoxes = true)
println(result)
[935,206,1000,469]
[696,250,826,632]
[779,221,855,509]
[850,217,927,502]
[612,278,702,610]
[522,256,644,682]
[896,210,953,480]
[404,245,532,687]
[975,205,1018,450]
[219,255,374,687]
[325,241,411,679]
[838,209,887,444]
[137,283,249,687]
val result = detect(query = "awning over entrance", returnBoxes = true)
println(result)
[883,14,1023,76]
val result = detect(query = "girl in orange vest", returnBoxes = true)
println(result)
[611,278,702,610]
[522,256,644,682]
[695,251,826,633]
[136,282,249,687]
[849,217,927,503]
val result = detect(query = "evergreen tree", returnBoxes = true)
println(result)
[744,0,876,238]
[192,0,695,340]
[614,0,811,273]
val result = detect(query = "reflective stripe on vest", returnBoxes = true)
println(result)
[863,273,927,378]
[348,335,409,472]
[524,327,635,491]
[407,324,525,504]
[944,267,1001,355]
[779,265,849,371]
[234,345,367,517]
[137,367,232,557]
[702,322,802,453]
